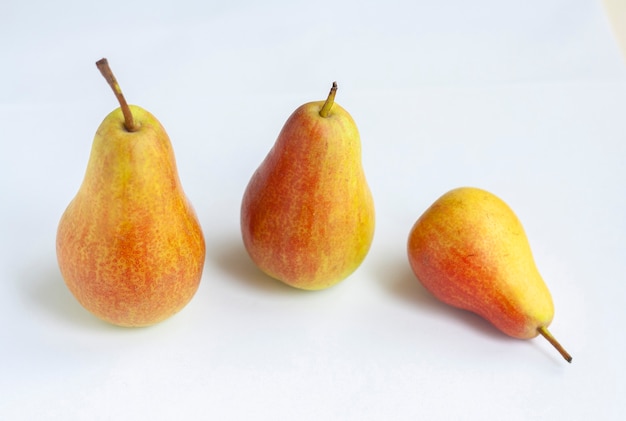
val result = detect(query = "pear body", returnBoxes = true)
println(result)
[56,105,205,327]
[241,99,375,290]
[407,187,553,339]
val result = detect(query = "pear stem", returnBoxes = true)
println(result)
[537,326,572,363]
[95,58,139,132]
[319,81,338,118]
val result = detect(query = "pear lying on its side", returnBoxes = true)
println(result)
[407,187,571,362]
[56,59,205,327]
[241,83,375,290]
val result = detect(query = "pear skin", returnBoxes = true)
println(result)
[56,59,205,327]
[241,83,375,290]
[407,187,571,362]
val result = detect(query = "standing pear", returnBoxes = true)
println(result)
[241,83,375,290]
[407,187,571,362]
[56,59,205,327]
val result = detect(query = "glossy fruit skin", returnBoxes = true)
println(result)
[407,187,554,339]
[241,100,375,290]
[56,106,205,327]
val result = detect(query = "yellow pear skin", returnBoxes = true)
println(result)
[407,187,571,362]
[56,60,205,327]
[241,83,375,290]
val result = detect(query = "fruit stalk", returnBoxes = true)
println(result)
[537,326,572,363]
[95,58,138,132]
[319,81,338,118]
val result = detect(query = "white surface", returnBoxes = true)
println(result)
[1,0,625,419]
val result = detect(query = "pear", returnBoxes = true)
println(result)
[56,59,205,327]
[407,187,571,362]
[241,82,375,290]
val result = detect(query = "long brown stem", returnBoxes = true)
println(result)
[538,326,572,363]
[95,58,138,132]
[319,81,338,118]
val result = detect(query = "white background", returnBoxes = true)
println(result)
[1,0,625,419]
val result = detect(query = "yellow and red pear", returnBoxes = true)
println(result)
[241,83,375,290]
[407,187,571,362]
[56,59,205,327]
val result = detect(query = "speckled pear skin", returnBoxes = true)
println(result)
[241,99,375,291]
[407,187,554,339]
[56,105,205,327]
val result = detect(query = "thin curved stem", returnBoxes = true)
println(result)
[319,81,338,118]
[96,58,138,132]
[538,326,572,363]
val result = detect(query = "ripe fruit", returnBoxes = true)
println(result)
[241,82,375,290]
[407,187,571,362]
[56,59,205,327]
